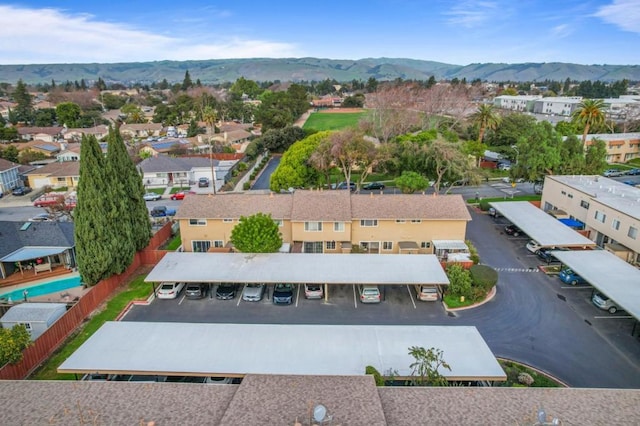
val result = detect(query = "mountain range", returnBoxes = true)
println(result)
[1,57,639,85]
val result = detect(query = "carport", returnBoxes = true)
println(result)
[58,321,506,383]
[489,201,596,249]
[145,252,450,302]
[551,250,640,335]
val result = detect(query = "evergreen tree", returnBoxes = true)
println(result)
[74,134,115,285]
[106,126,136,273]
[182,70,193,91]
[12,79,33,124]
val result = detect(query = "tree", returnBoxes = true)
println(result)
[408,346,451,386]
[512,121,562,182]
[270,131,330,191]
[230,77,262,99]
[584,138,608,175]
[56,102,82,128]
[394,171,430,193]
[425,139,469,193]
[12,79,33,124]
[557,135,586,175]
[74,134,116,285]
[18,148,46,164]
[470,104,500,145]
[260,126,306,153]
[329,128,379,189]
[0,145,20,163]
[446,263,472,299]
[308,137,336,188]
[572,99,606,145]
[0,324,32,365]
[182,70,193,91]
[34,108,56,126]
[230,213,283,253]
[121,104,146,124]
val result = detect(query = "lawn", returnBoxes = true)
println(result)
[303,112,367,131]
[145,188,165,195]
[31,274,153,380]
[165,235,182,251]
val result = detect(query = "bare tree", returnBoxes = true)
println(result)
[415,83,476,131]
[308,138,335,188]
[364,84,420,143]
[329,129,380,189]
[425,138,469,193]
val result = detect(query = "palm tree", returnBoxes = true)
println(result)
[572,99,606,145]
[470,104,500,143]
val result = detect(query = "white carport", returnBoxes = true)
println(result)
[146,252,450,301]
[551,250,640,334]
[58,322,506,382]
[489,201,595,248]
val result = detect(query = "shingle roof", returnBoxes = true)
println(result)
[291,190,352,221]
[0,158,20,172]
[17,126,64,136]
[120,123,163,131]
[24,161,79,177]
[174,193,294,220]
[138,154,219,173]
[352,193,471,220]
[0,303,67,323]
[0,221,75,259]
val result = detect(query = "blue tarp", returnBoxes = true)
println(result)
[559,218,584,229]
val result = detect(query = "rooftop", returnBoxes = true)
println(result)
[0,302,66,322]
[24,161,79,177]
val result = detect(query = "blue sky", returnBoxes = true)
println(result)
[0,1,638,65]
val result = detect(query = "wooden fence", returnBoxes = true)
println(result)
[0,222,173,380]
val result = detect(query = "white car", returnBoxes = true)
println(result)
[144,192,162,201]
[304,283,324,299]
[156,282,185,299]
[526,240,542,254]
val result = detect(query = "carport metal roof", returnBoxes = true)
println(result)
[489,201,595,248]
[1,246,70,262]
[58,322,506,381]
[551,250,640,320]
[145,252,450,285]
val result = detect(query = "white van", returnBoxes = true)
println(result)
[415,285,439,301]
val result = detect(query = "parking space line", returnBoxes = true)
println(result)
[560,286,593,290]
[594,315,633,319]
[236,286,244,307]
[352,285,358,309]
[178,295,186,305]
[295,284,300,307]
[406,285,417,309]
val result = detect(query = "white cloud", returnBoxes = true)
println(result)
[0,5,299,64]
[594,0,640,33]
[550,24,572,38]
[444,1,499,28]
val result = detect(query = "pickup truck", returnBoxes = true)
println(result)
[150,206,176,217]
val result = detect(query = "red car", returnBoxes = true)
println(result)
[170,191,186,200]
[33,194,64,207]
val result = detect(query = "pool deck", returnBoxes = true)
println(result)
[0,265,73,289]
[0,269,89,304]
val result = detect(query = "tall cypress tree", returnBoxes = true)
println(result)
[74,135,115,285]
[107,125,151,252]
[106,126,136,273]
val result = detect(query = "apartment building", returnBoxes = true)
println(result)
[493,95,541,112]
[583,132,640,163]
[174,190,471,255]
[533,97,583,116]
[541,175,640,264]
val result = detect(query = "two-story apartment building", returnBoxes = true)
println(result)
[493,95,542,112]
[174,191,471,255]
[583,133,640,163]
[533,97,582,116]
[541,175,640,264]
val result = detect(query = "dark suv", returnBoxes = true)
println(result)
[273,283,294,305]
[198,177,209,187]
[216,283,237,300]
[504,224,522,236]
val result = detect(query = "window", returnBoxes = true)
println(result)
[326,241,336,250]
[213,240,224,248]
[594,211,606,223]
[304,222,323,232]
[580,200,590,209]
[383,241,393,251]
[612,219,621,231]
[568,194,573,199]
[20,322,32,331]
[360,219,378,227]
[189,218,207,226]
[57,177,66,183]
[395,219,406,224]
[223,218,234,223]
[411,219,422,224]
[304,241,323,253]
[420,242,431,249]
[629,226,638,240]
[561,190,566,195]
[273,219,283,227]
[334,222,345,232]
[192,240,211,252]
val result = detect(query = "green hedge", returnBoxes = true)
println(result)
[365,365,385,386]
[470,265,498,291]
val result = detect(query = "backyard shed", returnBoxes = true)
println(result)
[0,302,67,340]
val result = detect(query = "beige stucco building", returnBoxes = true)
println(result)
[541,175,640,264]
[174,191,471,255]
[584,133,640,163]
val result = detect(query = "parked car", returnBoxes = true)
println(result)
[362,182,385,190]
[558,267,587,285]
[143,192,162,201]
[497,162,511,171]
[414,285,439,301]
[504,224,522,237]
[272,283,294,305]
[603,169,623,177]
[170,191,188,200]
[150,206,176,217]
[33,194,64,207]
[216,283,237,300]
[198,177,210,187]
[156,282,185,299]
[242,283,265,302]
[335,181,356,191]
[526,240,542,254]
[535,247,568,263]
[304,283,323,299]
[626,168,640,176]
[29,213,53,222]
[12,186,32,196]
[592,292,621,314]
[488,207,502,219]
[358,285,381,304]
[185,283,207,299]
[622,180,637,186]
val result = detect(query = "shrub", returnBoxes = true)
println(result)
[479,200,491,211]
[466,240,480,264]
[232,169,238,177]
[237,162,248,172]
[469,264,498,291]
[365,365,385,386]
[518,372,534,386]
[243,182,251,190]
[446,264,472,299]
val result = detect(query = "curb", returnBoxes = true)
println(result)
[497,357,569,388]
[444,285,497,312]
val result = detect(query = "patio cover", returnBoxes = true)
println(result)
[398,241,419,250]
[59,322,506,381]
[432,240,468,250]
[1,246,69,262]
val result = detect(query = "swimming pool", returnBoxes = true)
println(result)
[0,274,82,301]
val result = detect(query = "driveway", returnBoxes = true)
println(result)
[251,156,280,190]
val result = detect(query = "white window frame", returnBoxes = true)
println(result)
[304,221,323,232]
[411,219,422,224]
[213,240,224,248]
[189,218,207,226]
[326,241,336,250]
[274,219,284,227]
[192,240,211,252]
[334,222,345,232]
[594,211,606,223]
[420,241,431,249]
[395,219,406,224]
[580,200,589,209]
[612,219,621,231]
[629,226,638,240]
[223,218,234,223]
[360,219,378,227]
[383,241,393,251]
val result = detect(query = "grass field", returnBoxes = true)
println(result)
[303,112,367,131]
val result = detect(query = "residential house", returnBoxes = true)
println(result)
[582,132,640,163]
[56,144,82,162]
[0,303,67,340]
[533,97,582,116]
[541,175,640,264]
[17,126,64,142]
[137,154,231,191]
[0,220,76,279]
[62,125,109,142]
[0,158,21,194]
[8,140,60,157]
[0,100,16,120]
[25,161,80,189]
[139,138,193,156]
[119,123,163,139]
[174,191,471,254]
[492,95,542,112]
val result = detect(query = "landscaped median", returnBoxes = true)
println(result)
[31,273,153,380]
